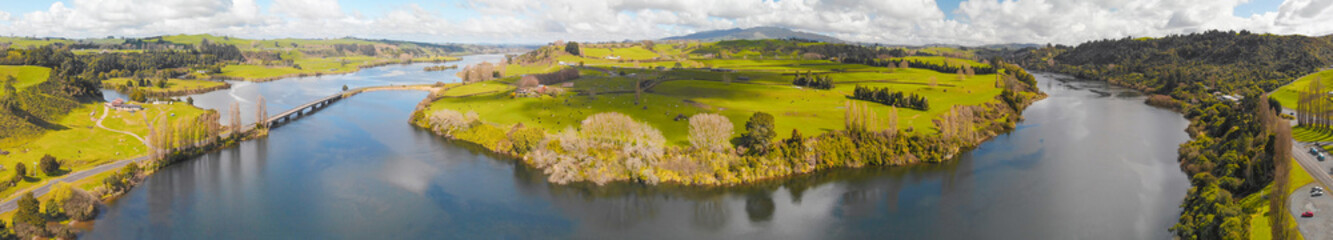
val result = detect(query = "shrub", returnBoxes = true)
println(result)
[508,125,546,155]
[427,109,472,136]
[39,154,59,176]
[689,113,734,153]
[741,112,776,155]
[579,112,665,148]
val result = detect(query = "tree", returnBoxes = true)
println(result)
[228,102,242,133]
[0,219,17,240]
[255,95,268,129]
[741,112,776,155]
[38,154,59,176]
[342,85,349,91]
[186,96,194,105]
[43,198,62,220]
[565,41,581,56]
[13,162,25,180]
[13,192,44,238]
[689,113,734,153]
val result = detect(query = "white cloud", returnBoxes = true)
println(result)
[0,0,1331,45]
[271,0,345,20]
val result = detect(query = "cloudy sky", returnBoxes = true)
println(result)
[0,0,1330,46]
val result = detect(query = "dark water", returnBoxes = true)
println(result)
[82,71,1191,239]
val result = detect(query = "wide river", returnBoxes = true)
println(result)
[86,55,1191,239]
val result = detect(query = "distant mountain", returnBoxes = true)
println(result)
[662,27,843,43]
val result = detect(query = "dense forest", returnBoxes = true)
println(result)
[1007,30,1333,239]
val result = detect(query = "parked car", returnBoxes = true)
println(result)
[1314,191,1324,197]
[1314,147,1322,155]
[1303,211,1315,218]
[1322,153,1327,161]
[1313,187,1325,193]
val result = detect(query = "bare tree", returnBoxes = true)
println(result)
[229,102,242,133]
[255,95,268,129]
[689,113,734,153]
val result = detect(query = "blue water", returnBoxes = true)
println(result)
[83,67,1192,239]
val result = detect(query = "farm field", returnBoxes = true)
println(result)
[102,78,228,95]
[217,56,385,80]
[1271,69,1333,109]
[0,66,51,96]
[431,54,1004,146]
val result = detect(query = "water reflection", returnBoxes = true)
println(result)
[84,72,1191,240]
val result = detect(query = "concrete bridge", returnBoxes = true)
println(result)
[259,84,442,129]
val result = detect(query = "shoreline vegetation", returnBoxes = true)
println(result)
[411,39,1047,186]
[211,56,462,82]
[424,65,458,72]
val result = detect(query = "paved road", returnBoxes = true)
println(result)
[1291,141,1333,239]
[0,107,156,213]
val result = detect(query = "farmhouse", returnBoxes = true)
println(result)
[106,98,144,111]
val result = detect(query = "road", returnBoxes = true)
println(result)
[1290,140,1333,239]
[0,106,154,213]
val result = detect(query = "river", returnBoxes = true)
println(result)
[82,57,1192,239]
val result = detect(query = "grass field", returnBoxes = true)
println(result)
[103,78,227,94]
[0,102,205,199]
[918,47,977,59]
[1244,157,1315,240]
[580,46,661,61]
[1271,69,1333,109]
[159,34,382,50]
[0,66,51,96]
[218,56,382,80]
[0,37,75,49]
[442,82,512,97]
[431,57,1003,146]
[1293,127,1333,153]
[892,56,991,68]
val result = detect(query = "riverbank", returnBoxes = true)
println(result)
[101,78,231,97]
[214,56,462,82]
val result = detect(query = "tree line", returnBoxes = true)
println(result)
[791,71,834,89]
[851,85,928,111]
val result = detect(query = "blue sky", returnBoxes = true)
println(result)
[0,0,1328,45]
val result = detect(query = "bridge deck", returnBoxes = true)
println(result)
[260,84,442,128]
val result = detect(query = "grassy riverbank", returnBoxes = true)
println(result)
[102,78,230,97]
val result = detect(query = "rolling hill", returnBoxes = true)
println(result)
[662,27,843,43]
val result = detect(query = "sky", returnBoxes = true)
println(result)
[0,0,1330,46]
